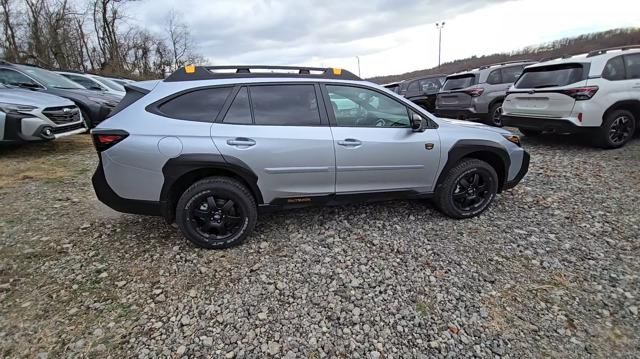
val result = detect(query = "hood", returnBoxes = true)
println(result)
[0,88,74,108]
[47,88,120,105]
[436,117,514,136]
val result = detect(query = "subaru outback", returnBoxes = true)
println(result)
[436,61,535,126]
[92,65,530,249]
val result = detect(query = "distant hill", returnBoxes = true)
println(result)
[369,28,640,84]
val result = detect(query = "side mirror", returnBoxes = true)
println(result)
[411,112,425,132]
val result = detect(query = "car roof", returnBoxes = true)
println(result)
[164,65,362,83]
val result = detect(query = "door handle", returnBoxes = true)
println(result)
[337,138,362,146]
[227,138,256,147]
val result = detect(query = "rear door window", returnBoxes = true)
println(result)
[515,64,585,89]
[486,70,502,84]
[603,56,625,81]
[624,54,640,79]
[158,87,231,122]
[442,74,476,90]
[223,87,252,124]
[501,66,524,83]
[250,84,321,126]
[419,77,444,93]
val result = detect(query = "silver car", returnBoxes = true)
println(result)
[0,84,86,143]
[436,61,535,126]
[92,65,530,249]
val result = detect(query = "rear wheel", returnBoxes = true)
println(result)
[487,102,503,127]
[434,159,499,219]
[176,177,257,249]
[596,109,636,149]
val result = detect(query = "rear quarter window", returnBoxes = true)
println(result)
[442,75,476,91]
[515,64,585,89]
[157,87,232,122]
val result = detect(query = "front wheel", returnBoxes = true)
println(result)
[434,159,499,219]
[596,109,636,149]
[176,177,257,249]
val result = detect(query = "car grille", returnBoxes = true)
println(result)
[50,122,85,134]
[42,106,81,125]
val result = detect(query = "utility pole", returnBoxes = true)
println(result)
[356,56,361,77]
[436,22,446,67]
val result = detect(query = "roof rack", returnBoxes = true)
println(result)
[478,59,535,70]
[587,45,640,58]
[164,65,362,82]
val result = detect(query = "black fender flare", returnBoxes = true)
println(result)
[435,140,510,192]
[160,153,263,221]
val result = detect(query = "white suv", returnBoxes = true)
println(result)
[502,46,640,148]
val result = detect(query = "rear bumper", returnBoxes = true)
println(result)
[92,156,161,216]
[435,108,487,121]
[504,150,530,190]
[501,115,589,133]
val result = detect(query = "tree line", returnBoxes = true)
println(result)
[370,28,640,84]
[0,0,203,79]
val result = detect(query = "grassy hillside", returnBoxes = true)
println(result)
[369,28,640,84]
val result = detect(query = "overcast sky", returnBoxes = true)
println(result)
[127,0,640,78]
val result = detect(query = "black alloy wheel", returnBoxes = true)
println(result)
[189,194,244,241]
[608,114,634,145]
[452,171,492,212]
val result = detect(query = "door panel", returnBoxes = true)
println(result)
[331,127,440,193]
[212,124,335,202]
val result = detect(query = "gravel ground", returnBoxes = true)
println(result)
[0,133,639,358]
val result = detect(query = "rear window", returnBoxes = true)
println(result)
[515,64,585,89]
[249,85,321,126]
[419,77,445,93]
[158,87,231,122]
[442,74,476,91]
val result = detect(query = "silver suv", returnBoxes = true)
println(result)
[436,61,535,126]
[92,65,530,249]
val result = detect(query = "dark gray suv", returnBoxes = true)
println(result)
[435,61,535,126]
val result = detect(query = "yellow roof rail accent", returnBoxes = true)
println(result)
[185,64,196,74]
[332,68,342,76]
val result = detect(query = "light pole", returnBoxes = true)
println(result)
[356,56,361,77]
[435,21,445,68]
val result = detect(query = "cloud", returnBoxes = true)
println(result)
[127,0,507,65]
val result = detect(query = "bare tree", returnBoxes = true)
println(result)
[165,9,191,71]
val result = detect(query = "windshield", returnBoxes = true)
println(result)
[92,76,125,92]
[17,66,84,89]
[515,64,585,89]
[442,74,476,91]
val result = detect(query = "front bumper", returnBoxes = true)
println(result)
[501,115,588,133]
[1,112,85,143]
[504,150,530,190]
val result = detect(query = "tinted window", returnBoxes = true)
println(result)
[624,54,640,79]
[250,85,320,126]
[419,77,444,94]
[223,87,252,124]
[17,65,83,89]
[603,56,625,81]
[442,74,476,90]
[501,66,524,83]
[486,70,502,84]
[65,74,103,90]
[0,69,38,86]
[407,81,419,92]
[326,85,410,128]
[159,87,231,122]
[515,64,585,89]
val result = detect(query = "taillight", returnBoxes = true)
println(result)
[561,86,598,100]
[92,130,129,152]
[464,88,484,97]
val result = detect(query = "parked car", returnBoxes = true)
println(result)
[0,62,121,128]
[502,46,640,148]
[56,71,123,99]
[86,74,126,98]
[91,65,529,249]
[397,74,446,112]
[382,81,401,93]
[106,77,135,87]
[0,83,85,143]
[436,61,535,126]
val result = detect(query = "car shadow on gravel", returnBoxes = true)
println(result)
[518,132,640,150]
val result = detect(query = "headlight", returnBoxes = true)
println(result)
[0,102,37,114]
[503,134,521,147]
